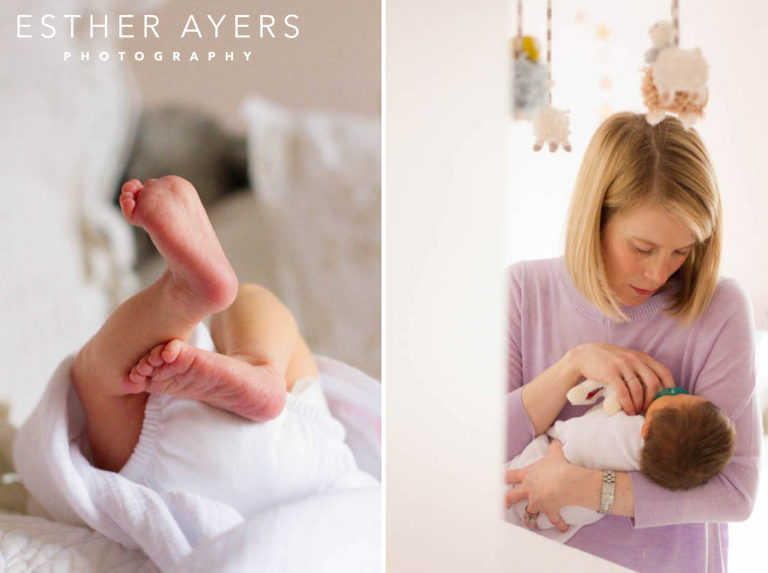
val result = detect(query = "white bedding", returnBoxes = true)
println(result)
[1,0,140,427]
[0,513,157,572]
[4,354,381,571]
[2,0,382,567]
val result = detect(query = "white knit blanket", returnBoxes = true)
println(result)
[12,340,381,571]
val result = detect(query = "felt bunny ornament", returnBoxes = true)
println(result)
[566,379,622,416]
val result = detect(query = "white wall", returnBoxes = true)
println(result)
[386,1,628,570]
[505,0,768,327]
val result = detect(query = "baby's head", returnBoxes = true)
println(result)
[640,390,735,490]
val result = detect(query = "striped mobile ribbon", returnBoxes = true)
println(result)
[547,0,552,103]
[672,0,679,47]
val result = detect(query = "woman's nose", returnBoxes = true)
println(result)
[644,260,667,285]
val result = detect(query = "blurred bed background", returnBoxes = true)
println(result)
[506,2,768,570]
[0,0,379,567]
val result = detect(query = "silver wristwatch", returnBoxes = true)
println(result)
[598,469,616,514]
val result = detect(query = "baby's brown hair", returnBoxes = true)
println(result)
[641,401,735,490]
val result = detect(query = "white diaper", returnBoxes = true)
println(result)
[120,377,377,517]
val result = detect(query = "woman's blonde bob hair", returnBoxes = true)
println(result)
[564,112,722,324]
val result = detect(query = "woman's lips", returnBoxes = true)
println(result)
[631,286,656,296]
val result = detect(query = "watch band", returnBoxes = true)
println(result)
[598,469,616,514]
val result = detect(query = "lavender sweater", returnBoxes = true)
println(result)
[506,258,761,572]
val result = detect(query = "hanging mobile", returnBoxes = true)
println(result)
[532,0,571,152]
[511,0,548,120]
[642,0,708,129]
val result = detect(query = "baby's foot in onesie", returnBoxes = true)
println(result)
[126,339,287,421]
[119,177,237,316]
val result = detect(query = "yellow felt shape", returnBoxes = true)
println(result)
[521,36,539,62]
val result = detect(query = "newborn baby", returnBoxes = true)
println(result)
[15,176,379,568]
[506,382,735,542]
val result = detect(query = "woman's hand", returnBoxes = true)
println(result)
[568,343,674,414]
[505,440,578,533]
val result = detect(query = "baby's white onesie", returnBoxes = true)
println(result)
[119,325,378,517]
[506,405,644,543]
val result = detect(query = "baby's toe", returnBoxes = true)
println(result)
[134,357,154,377]
[122,179,142,193]
[119,192,135,216]
[128,367,146,385]
[147,344,166,367]
[161,339,184,363]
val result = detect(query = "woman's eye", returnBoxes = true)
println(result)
[674,250,691,257]
[633,246,652,255]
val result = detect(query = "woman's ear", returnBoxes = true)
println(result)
[641,419,650,440]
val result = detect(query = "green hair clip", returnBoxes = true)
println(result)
[654,387,690,400]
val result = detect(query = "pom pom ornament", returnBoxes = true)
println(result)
[644,20,674,64]
[532,102,572,152]
[513,35,540,63]
[642,65,708,129]
[512,51,548,120]
[511,0,548,121]
[642,13,709,129]
[530,0,571,152]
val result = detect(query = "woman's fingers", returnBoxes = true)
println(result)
[506,485,528,507]
[616,351,675,413]
[643,357,675,390]
[544,510,568,533]
[505,441,573,532]
[610,375,637,415]
[575,344,676,413]
[627,353,673,411]
[505,468,523,484]
[620,373,645,414]
[633,363,661,412]
[629,376,649,412]
[506,467,528,507]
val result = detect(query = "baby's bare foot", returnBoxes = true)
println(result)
[125,340,287,421]
[119,176,237,315]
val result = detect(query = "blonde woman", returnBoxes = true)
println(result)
[505,113,759,571]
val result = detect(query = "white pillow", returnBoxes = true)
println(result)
[241,97,381,378]
[0,0,140,424]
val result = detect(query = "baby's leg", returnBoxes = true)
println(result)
[210,283,318,388]
[71,176,237,472]
[126,284,318,420]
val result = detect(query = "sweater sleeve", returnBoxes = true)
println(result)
[631,280,761,528]
[507,264,536,459]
